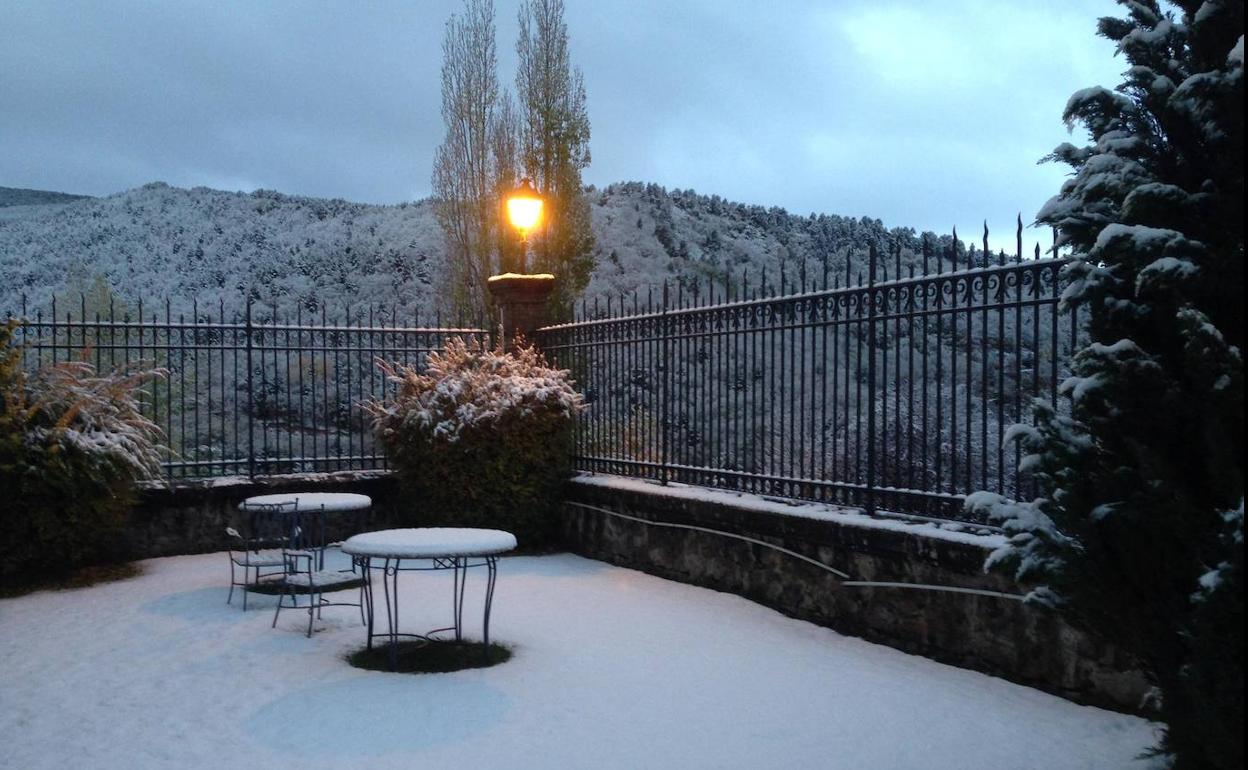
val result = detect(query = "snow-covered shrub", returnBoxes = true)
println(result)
[971,3,1243,766]
[366,338,583,547]
[0,320,166,587]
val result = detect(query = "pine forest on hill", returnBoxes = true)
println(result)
[0,180,1028,323]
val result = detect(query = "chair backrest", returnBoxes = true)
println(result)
[282,501,332,571]
[232,500,299,550]
[288,503,328,552]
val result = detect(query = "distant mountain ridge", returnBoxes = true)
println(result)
[0,180,948,322]
[0,184,91,208]
[0,185,92,208]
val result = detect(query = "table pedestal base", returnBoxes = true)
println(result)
[356,555,500,670]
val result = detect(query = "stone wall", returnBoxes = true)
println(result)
[129,471,408,558]
[562,474,1150,713]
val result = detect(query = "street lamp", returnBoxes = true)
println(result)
[506,178,543,273]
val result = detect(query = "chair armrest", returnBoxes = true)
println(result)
[282,550,315,569]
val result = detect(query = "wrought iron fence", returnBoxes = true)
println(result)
[537,229,1084,524]
[7,226,1083,521]
[7,296,489,479]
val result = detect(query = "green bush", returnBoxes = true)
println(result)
[0,320,165,588]
[367,338,583,548]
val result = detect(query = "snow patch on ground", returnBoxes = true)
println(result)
[0,551,1159,769]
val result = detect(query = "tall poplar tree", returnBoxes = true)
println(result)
[491,92,524,276]
[515,0,595,319]
[432,0,510,324]
[969,2,1243,767]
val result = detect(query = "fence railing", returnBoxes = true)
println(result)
[7,227,1082,523]
[537,233,1083,524]
[8,296,489,479]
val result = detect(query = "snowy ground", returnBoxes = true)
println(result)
[1,551,1160,770]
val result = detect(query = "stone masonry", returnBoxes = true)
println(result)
[561,475,1150,714]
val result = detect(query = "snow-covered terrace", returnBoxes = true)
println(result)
[1,551,1159,769]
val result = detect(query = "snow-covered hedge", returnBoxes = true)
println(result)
[367,338,583,547]
[0,320,165,587]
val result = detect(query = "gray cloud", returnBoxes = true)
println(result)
[1,0,1123,252]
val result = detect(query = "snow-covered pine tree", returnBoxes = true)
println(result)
[968,2,1243,767]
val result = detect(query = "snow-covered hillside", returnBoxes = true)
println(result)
[1,181,945,321]
[1,183,444,321]
[586,182,932,305]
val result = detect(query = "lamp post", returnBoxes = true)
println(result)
[505,178,543,273]
[490,178,554,350]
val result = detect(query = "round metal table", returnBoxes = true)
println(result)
[341,528,517,668]
[236,492,373,571]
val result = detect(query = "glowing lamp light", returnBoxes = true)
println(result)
[506,179,543,234]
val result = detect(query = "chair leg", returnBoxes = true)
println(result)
[272,583,287,629]
[227,559,235,605]
[306,590,316,637]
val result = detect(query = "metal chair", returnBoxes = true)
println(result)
[271,503,367,637]
[226,500,296,611]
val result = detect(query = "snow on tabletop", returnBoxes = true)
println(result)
[572,473,1006,548]
[238,492,372,512]
[0,551,1161,770]
[486,272,556,282]
[342,527,517,557]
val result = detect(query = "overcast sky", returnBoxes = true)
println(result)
[1,0,1123,249]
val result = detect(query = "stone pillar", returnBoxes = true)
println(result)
[486,273,556,349]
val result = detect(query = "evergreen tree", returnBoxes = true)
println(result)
[969,3,1243,767]
[515,0,595,319]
